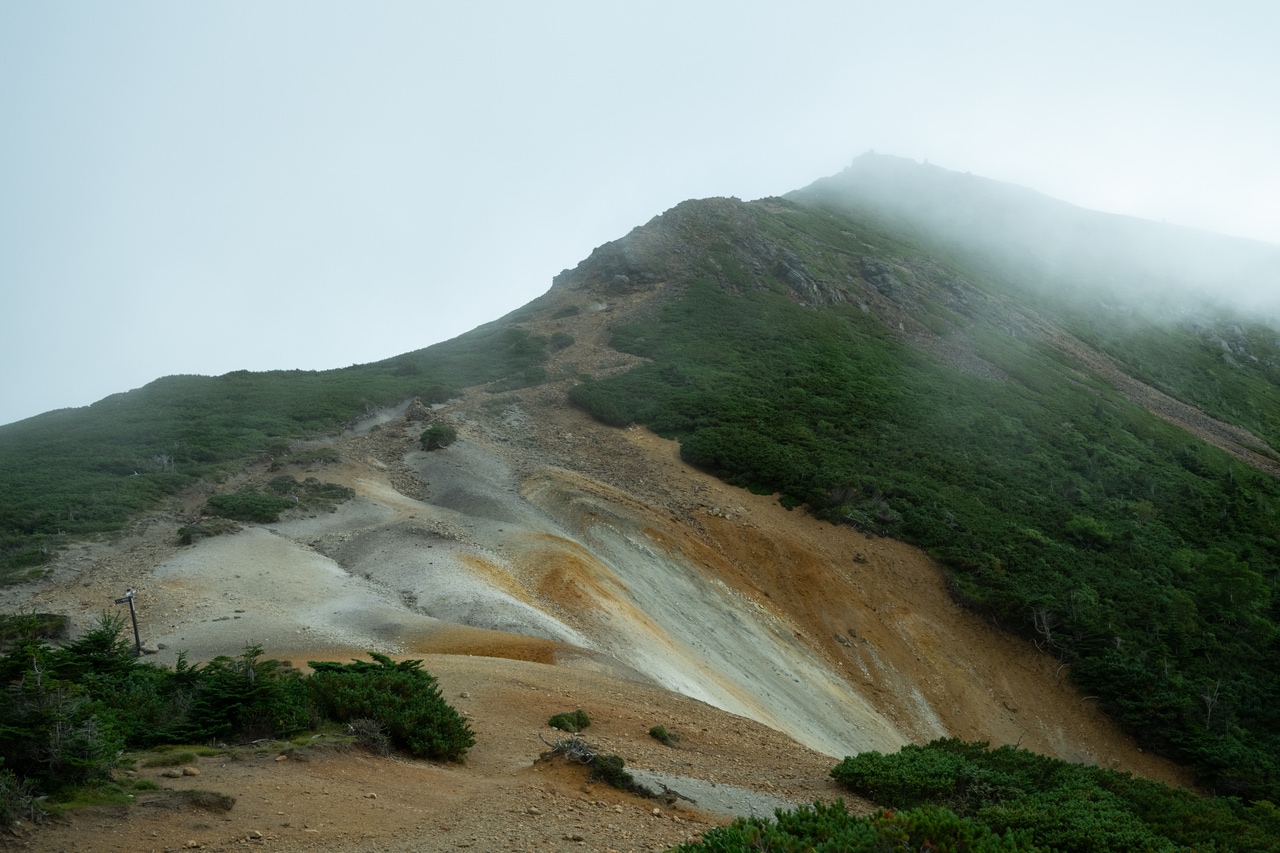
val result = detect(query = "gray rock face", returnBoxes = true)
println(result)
[861,257,897,296]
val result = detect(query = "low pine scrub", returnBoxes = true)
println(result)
[649,724,681,746]
[308,653,474,761]
[0,616,473,825]
[204,489,295,523]
[669,801,1039,853]
[831,739,1280,852]
[548,709,590,733]
[420,424,458,450]
[588,753,654,797]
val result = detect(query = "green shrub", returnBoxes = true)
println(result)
[669,801,1042,852]
[308,653,474,761]
[204,490,294,523]
[588,753,654,797]
[831,743,992,810]
[420,424,458,451]
[176,645,315,742]
[831,739,1280,852]
[550,331,575,351]
[548,709,590,733]
[0,673,125,791]
[649,725,681,746]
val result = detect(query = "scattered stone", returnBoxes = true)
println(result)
[182,766,200,776]
[162,769,184,778]
[365,792,378,799]
[275,755,288,762]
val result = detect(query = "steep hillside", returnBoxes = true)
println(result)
[5,156,1280,848]
[559,171,1280,797]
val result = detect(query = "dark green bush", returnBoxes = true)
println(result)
[649,725,681,746]
[831,742,1000,810]
[175,646,315,742]
[0,615,476,806]
[308,653,474,761]
[669,801,1042,853]
[831,739,1280,852]
[588,753,654,797]
[205,490,294,523]
[420,424,458,451]
[0,678,123,792]
[548,709,590,733]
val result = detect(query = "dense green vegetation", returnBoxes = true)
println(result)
[308,653,474,762]
[830,739,1280,852]
[0,613,472,823]
[670,801,1042,853]
[675,739,1280,852]
[0,316,556,581]
[569,201,1280,799]
[201,477,356,524]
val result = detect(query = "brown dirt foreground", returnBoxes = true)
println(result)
[7,653,848,853]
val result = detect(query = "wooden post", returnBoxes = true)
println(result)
[114,588,141,657]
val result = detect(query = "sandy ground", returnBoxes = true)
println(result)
[8,653,851,853]
[4,329,1194,849]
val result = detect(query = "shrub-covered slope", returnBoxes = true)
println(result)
[0,314,555,580]
[4,156,1280,802]
[564,174,1280,798]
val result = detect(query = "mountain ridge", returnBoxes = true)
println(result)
[4,155,1280,847]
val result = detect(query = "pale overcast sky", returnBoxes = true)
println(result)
[2,2,1278,426]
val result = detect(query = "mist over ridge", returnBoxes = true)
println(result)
[790,152,1280,322]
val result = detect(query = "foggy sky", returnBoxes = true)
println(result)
[3,2,1278,426]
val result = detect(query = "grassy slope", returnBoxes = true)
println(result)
[0,312,554,580]
[567,197,1280,799]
